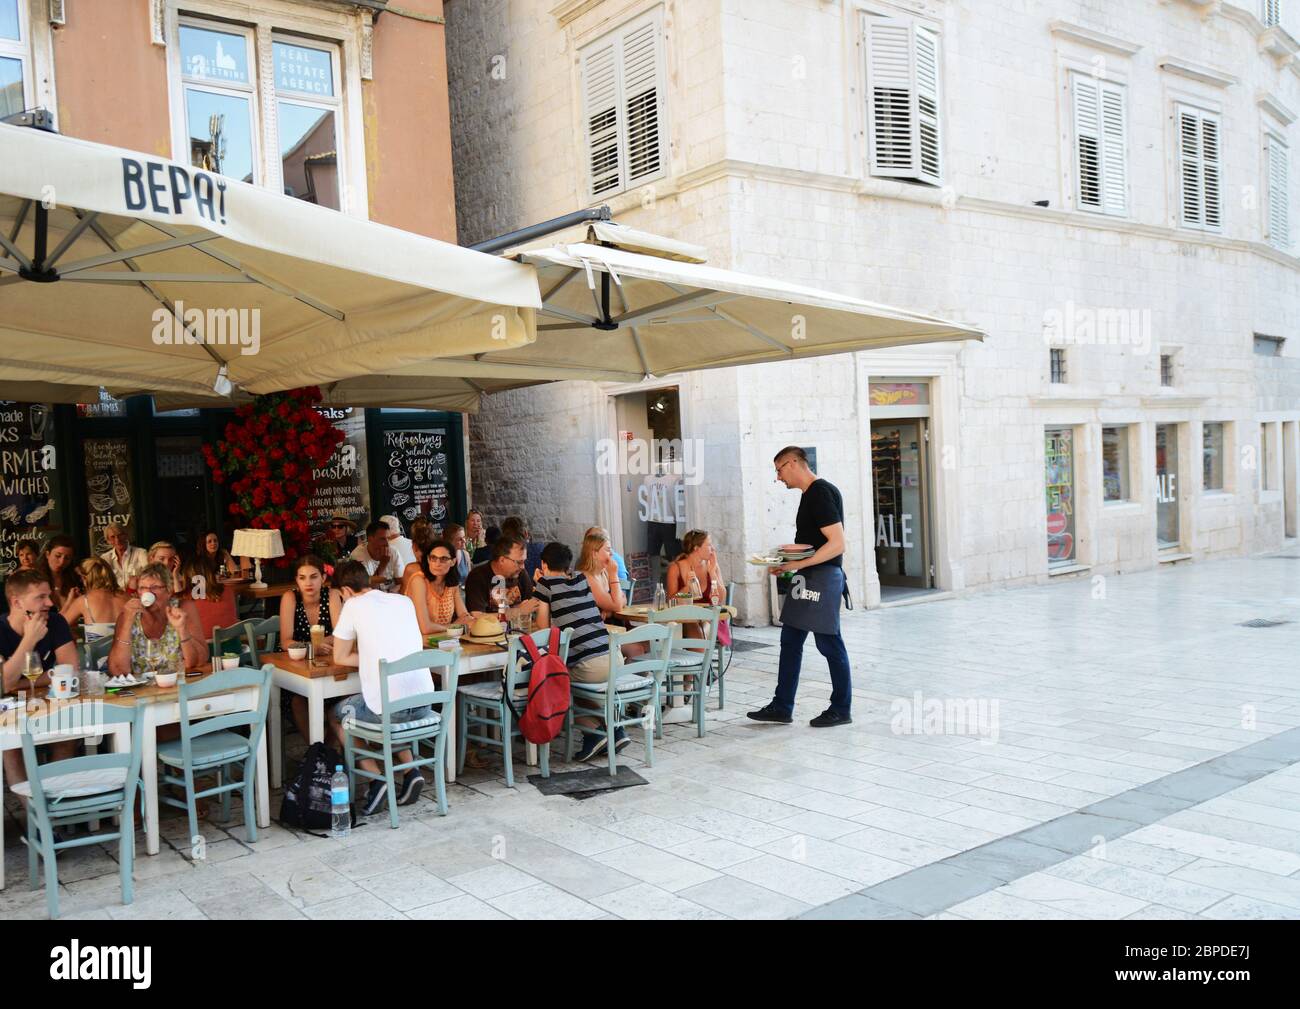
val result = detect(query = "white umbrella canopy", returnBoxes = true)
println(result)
[0,123,540,400]
[421,222,982,384]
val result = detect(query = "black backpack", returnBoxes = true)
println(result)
[280,741,356,834]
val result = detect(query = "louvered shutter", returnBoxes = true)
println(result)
[579,10,666,199]
[621,17,664,186]
[1073,74,1127,215]
[865,16,942,186]
[582,42,620,197]
[1263,0,1281,28]
[1267,133,1290,249]
[1178,107,1221,230]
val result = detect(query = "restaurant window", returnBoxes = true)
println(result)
[1101,425,1129,502]
[1203,422,1225,491]
[177,19,346,209]
[0,0,29,118]
[1050,347,1067,384]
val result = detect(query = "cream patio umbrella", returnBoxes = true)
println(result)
[405,220,983,385]
[0,122,540,402]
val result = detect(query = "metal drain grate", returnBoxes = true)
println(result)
[1239,618,1293,628]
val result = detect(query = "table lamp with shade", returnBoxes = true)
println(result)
[231,528,284,590]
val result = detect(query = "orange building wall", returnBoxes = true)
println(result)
[53,0,172,155]
[364,0,457,242]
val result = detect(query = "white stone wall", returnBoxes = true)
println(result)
[446,0,1300,624]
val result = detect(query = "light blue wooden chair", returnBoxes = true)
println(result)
[649,604,722,738]
[157,664,272,848]
[618,576,637,606]
[210,618,262,668]
[710,581,737,710]
[248,616,279,661]
[457,628,569,787]
[17,701,145,919]
[343,649,457,828]
[565,623,672,776]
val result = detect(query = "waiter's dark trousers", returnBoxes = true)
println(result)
[774,625,852,717]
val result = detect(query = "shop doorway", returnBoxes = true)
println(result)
[612,387,683,602]
[1155,423,1180,550]
[871,419,932,590]
[154,435,212,554]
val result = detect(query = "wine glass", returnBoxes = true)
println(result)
[22,651,42,709]
[142,638,160,681]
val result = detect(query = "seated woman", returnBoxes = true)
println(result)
[41,534,83,609]
[13,537,40,572]
[577,527,627,620]
[665,529,731,686]
[444,522,473,582]
[404,538,470,635]
[199,529,247,578]
[278,554,343,742]
[107,563,206,678]
[61,557,124,656]
[183,554,238,642]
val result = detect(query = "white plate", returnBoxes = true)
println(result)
[105,675,148,689]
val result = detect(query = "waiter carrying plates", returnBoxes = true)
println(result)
[748,446,853,728]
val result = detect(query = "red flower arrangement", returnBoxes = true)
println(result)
[202,387,344,565]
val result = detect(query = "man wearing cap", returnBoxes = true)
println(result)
[379,514,417,570]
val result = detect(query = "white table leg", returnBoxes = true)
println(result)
[269,683,283,789]
[445,661,459,784]
[255,723,270,829]
[141,708,160,856]
[308,681,326,744]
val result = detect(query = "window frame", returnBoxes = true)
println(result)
[1101,424,1132,504]
[576,5,670,203]
[0,0,32,117]
[1049,347,1068,385]
[164,2,367,218]
[176,18,263,187]
[1202,421,1228,493]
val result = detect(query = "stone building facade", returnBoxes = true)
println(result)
[445,0,1300,622]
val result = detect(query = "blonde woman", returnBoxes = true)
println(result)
[147,541,184,594]
[61,557,125,652]
[576,527,627,620]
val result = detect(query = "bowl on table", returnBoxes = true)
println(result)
[154,671,179,688]
[220,656,240,670]
[287,643,308,661]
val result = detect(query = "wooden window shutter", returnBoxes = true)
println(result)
[1178,107,1221,230]
[865,16,942,186]
[582,41,621,197]
[1267,133,1290,249]
[621,15,664,186]
[1073,74,1127,215]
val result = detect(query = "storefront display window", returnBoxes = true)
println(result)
[1156,424,1180,549]
[1045,427,1075,565]
[1202,422,1225,491]
[1102,425,1129,502]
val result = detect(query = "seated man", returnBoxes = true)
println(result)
[327,560,434,816]
[349,520,404,582]
[463,534,538,620]
[1,570,80,786]
[533,542,633,762]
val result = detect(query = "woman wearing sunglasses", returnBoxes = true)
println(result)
[404,538,470,635]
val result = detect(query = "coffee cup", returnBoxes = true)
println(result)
[139,591,157,608]
[49,664,79,700]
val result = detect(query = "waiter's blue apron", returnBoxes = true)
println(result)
[778,564,844,635]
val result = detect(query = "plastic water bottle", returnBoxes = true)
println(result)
[330,766,350,838]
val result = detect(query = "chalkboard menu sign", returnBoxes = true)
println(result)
[382,428,449,530]
[309,407,369,528]
[83,438,136,557]
[0,403,58,575]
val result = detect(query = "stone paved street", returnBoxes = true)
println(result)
[4,547,1299,920]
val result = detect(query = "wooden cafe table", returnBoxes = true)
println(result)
[265,639,522,787]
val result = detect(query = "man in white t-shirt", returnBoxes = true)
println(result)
[328,559,435,816]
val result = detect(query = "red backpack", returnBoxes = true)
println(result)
[507,627,571,744]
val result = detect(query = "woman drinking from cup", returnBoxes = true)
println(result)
[405,538,471,635]
[107,563,205,678]
[278,555,342,742]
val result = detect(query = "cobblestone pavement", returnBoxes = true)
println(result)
[4,546,1299,920]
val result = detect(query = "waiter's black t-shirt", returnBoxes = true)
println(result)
[0,611,75,670]
[795,479,845,569]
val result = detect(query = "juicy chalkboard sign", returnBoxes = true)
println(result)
[382,429,449,531]
[83,438,136,557]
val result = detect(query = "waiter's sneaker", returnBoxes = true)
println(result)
[810,709,852,728]
[746,704,793,724]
